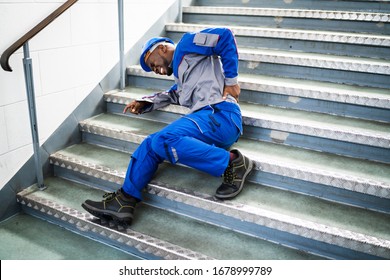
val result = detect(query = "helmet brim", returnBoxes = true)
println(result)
[140,37,174,72]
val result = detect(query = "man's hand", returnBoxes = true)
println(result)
[223,84,241,102]
[123,100,147,115]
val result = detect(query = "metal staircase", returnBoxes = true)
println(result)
[16,0,390,259]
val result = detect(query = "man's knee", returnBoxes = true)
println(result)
[150,130,180,162]
[150,131,167,155]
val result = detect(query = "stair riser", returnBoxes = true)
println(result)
[194,0,390,12]
[51,164,389,260]
[166,31,390,60]
[127,76,390,123]
[83,131,140,156]
[106,102,390,164]
[251,170,390,215]
[239,89,390,123]
[76,131,390,213]
[244,125,390,164]
[239,60,390,89]
[54,165,123,193]
[183,13,390,35]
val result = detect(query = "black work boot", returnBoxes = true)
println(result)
[82,188,137,225]
[215,149,253,199]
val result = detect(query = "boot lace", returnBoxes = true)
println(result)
[223,164,236,185]
[102,191,117,200]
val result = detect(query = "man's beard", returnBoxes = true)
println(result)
[167,67,173,76]
[163,57,173,76]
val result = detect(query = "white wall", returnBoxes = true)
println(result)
[0,0,176,189]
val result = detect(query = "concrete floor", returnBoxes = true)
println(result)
[0,213,139,260]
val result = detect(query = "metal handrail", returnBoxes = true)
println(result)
[0,0,79,190]
[1,0,126,191]
[0,0,78,72]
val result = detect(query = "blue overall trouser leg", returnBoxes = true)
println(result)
[122,102,242,200]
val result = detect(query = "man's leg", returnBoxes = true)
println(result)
[81,103,253,224]
[122,109,236,200]
[150,104,253,199]
[122,135,164,200]
[81,135,163,224]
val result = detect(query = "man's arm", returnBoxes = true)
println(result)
[123,84,179,115]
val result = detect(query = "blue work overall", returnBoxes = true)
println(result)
[122,101,242,201]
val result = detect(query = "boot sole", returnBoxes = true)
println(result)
[81,202,133,225]
[215,157,254,199]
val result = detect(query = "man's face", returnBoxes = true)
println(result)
[145,45,173,76]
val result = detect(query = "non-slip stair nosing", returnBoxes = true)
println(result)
[49,152,390,257]
[105,92,190,115]
[165,23,390,47]
[72,124,390,199]
[50,152,126,185]
[146,181,390,259]
[183,6,390,23]
[238,51,390,75]
[242,117,390,148]
[79,121,146,145]
[255,159,390,199]
[100,96,390,148]
[126,67,390,109]
[16,191,213,260]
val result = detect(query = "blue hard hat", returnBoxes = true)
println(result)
[140,37,174,72]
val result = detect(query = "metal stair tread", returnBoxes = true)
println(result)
[17,179,213,260]
[195,0,390,12]
[127,65,390,109]
[78,114,390,196]
[18,177,322,260]
[165,23,390,46]
[238,73,390,108]
[104,88,390,148]
[239,47,390,75]
[183,6,390,23]
[242,102,390,145]
[48,143,390,258]
[80,112,166,143]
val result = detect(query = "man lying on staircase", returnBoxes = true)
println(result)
[82,27,253,225]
